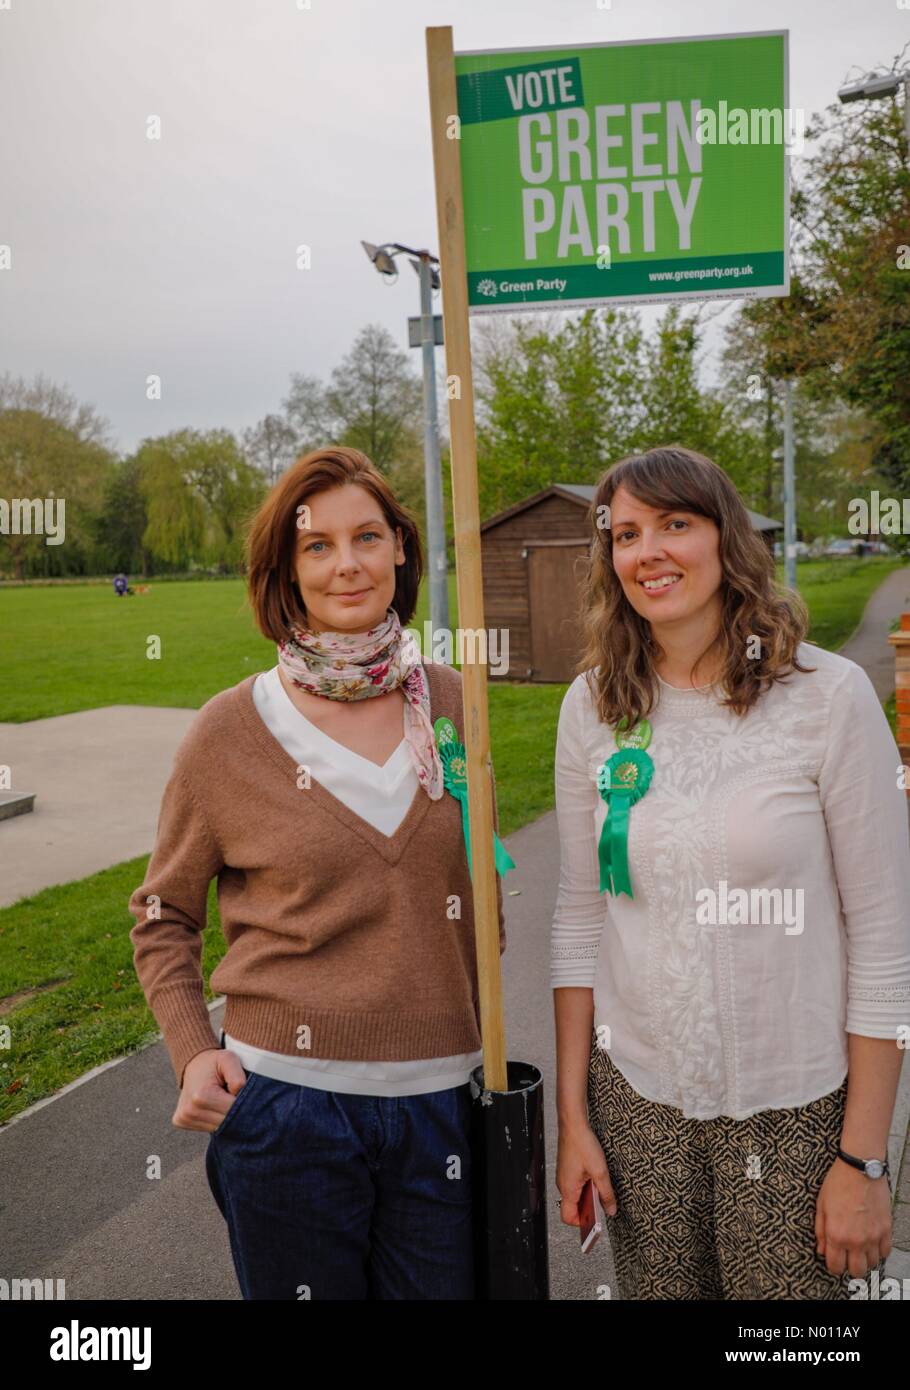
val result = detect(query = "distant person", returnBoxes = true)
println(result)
[113,573,129,596]
[129,446,507,1300]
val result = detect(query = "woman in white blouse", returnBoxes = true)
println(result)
[552,445,910,1300]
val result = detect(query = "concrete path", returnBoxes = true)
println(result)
[839,565,910,699]
[0,705,196,908]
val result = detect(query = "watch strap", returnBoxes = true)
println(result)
[837,1146,889,1178]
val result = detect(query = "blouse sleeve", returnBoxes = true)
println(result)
[817,658,910,1038]
[550,675,606,989]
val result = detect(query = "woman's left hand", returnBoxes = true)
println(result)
[815,1159,892,1278]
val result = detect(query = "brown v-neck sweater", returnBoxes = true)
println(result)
[128,659,507,1088]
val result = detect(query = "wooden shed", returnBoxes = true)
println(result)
[480,484,782,683]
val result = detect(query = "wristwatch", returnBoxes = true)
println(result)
[836,1146,890,1180]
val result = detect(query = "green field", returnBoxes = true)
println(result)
[1,557,901,721]
[0,556,905,1119]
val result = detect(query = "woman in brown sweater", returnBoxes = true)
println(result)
[129,446,507,1300]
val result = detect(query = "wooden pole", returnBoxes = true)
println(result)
[426,25,507,1093]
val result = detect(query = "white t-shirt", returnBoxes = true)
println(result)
[223,663,482,1096]
[551,642,910,1121]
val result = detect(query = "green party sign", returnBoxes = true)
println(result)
[454,30,789,310]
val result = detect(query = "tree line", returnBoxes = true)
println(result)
[1,72,907,581]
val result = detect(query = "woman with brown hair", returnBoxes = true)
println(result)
[552,445,910,1299]
[129,446,505,1300]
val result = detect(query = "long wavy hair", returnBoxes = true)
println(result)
[578,445,815,728]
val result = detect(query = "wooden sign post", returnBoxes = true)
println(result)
[426,24,507,1094]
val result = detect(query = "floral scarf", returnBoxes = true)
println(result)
[276,607,444,800]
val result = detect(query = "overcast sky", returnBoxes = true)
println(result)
[1,0,908,456]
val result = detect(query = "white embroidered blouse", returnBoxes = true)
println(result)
[550,641,910,1120]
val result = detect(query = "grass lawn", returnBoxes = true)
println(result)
[783,557,905,652]
[0,556,906,1119]
[0,574,459,722]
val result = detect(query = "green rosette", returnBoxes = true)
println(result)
[434,718,515,881]
[595,748,654,898]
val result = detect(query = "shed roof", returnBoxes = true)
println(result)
[481,483,782,534]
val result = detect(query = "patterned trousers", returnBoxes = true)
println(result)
[587,1035,888,1300]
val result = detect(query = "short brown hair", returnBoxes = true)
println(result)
[245,446,424,642]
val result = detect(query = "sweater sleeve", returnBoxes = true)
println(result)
[551,675,606,988]
[817,659,910,1039]
[128,754,225,1088]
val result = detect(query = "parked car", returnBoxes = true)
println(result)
[824,538,860,557]
[773,540,811,559]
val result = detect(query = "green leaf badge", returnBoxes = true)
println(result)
[433,717,515,881]
[614,717,652,751]
[595,748,654,897]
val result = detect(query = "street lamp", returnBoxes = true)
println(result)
[361,239,449,637]
[838,70,910,146]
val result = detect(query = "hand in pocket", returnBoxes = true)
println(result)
[173,1048,250,1133]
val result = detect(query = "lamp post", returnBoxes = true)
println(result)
[782,378,797,592]
[771,383,798,593]
[837,69,910,149]
[361,240,449,637]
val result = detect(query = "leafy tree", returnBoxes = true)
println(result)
[283,324,423,470]
[241,413,299,487]
[790,76,910,500]
[472,305,734,518]
[0,408,114,579]
[472,307,646,516]
[0,371,114,449]
[136,429,264,572]
[718,63,910,550]
[92,455,150,574]
[281,373,336,458]
[638,306,728,459]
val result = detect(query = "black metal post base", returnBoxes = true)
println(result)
[470,1060,549,1300]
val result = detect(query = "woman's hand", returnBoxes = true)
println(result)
[173,1048,248,1133]
[556,1116,618,1226]
[815,1160,893,1278]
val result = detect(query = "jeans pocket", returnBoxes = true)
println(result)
[211,1068,261,1141]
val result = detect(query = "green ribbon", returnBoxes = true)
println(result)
[434,718,515,881]
[596,748,653,898]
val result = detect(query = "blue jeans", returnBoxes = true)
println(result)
[205,1065,475,1300]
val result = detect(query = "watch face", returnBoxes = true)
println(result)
[865,1160,885,1180]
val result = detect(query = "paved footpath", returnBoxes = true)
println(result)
[2,565,910,1298]
[0,704,197,909]
[840,565,910,699]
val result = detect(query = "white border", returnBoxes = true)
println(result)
[456,28,790,313]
